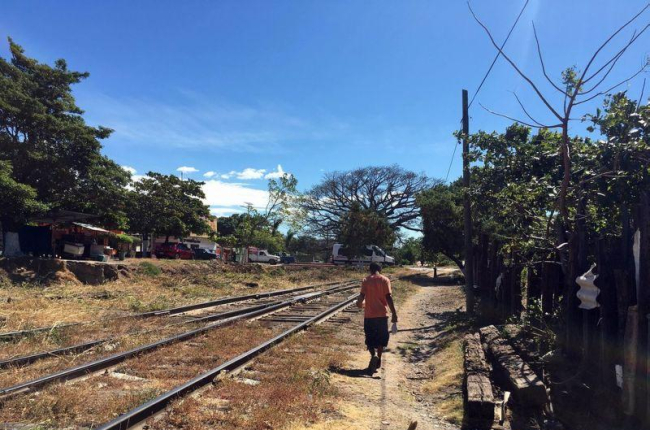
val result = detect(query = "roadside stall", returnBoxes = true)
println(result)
[52,222,115,261]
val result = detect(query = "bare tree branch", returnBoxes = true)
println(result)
[510,91,551,127]
[532,22,568,95]
[638,77,647,108]
[578,3,650,86]
[575,64,648,105]
[580,28,647,95]
[479,103,562,129]
[468,2,564,121]
[468,0,530,108]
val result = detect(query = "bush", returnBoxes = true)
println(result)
[139,261,162,277]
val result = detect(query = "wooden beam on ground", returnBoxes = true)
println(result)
[480,325,548,407]
[464,333,495,424]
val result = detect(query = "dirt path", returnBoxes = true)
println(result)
[294,271,466,430]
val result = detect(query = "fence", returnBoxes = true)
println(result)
[472,190,650,424]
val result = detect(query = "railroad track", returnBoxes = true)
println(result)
[0,282,358,398]
[97,289,359,430]
[0,280,356,369]
[0,284,361,429]
[0,279,350,342]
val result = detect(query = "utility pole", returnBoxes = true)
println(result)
[462,89,475,315]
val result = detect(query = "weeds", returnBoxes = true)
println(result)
[138,262,162,277]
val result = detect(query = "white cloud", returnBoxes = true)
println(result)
[235,168,266,180]
[177,166,199,174]
[203,171,216,178]
[202,180,269,217]
[219,168,268,180]
[122,165,137,175]
[264,164,288,179]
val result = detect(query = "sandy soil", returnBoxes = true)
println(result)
[292,269,466,430]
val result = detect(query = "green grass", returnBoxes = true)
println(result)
[138,262,162,277]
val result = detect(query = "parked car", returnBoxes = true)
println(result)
[280,253,296,264]
[248,247,280,264]
[331,244,395,266]
[155,243,194,259]
[194,248,217,260]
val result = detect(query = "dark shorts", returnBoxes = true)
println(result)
[364,317,389,350]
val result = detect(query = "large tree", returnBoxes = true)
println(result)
[0,38,130,229]
[336,202,396,260]
[216,174,300,261]
[303,165,436,236]
[126,172,212,242]
[417,183,465,271]
[0,160,47,231]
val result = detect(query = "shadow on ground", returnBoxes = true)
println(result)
[397,309,471,364]
[406,273,463,288]
[329,365,381,380]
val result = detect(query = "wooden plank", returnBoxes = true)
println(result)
[464,333,495,423]
[480,325,548,407]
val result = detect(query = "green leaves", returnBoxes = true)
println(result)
[0,38,128,229]
[126,173,212,240]
[336,202,396,259]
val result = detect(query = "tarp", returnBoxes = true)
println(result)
[72,222,110,233]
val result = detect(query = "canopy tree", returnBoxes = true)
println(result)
[0,38,130,229]
[417,182,465,271]
[0,160,47,230]
[126,172,212,243]
[303,165,435,237]
[217,174,300,260]
[336,202,396,260]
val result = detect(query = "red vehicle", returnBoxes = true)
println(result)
[155,242,195,259]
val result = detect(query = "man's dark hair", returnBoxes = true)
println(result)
[369,262,382,274]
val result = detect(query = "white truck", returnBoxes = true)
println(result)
[247,247,280,264]
[331,244,395,266]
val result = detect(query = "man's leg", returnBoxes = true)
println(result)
[376,346,383,368]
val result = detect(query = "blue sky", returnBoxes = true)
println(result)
[2,0,649,216]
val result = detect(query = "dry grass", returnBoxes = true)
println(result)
[148,323,355,430]
[0,288,366,428]
[422,338,464,424]
[0,262,412,428]
[0,261,365,333]
[0,320,281,427]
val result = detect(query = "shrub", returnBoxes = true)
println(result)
[139,261,161,277]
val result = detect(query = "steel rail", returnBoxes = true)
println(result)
[0,280,353,341]
[96,292,358,430]
[0,284,357,397]
[0,282,355,369]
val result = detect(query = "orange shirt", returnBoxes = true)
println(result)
[360,274,392,318]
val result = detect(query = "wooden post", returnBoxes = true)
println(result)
[462,89,475,315]
[636,192,650,423]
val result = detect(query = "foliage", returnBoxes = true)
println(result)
[336,202,396,259]
[394,237,422,265]
[114,233,135,244]
[218,175,299,258]
[138,261,162,277]
[126,172,212,240]
[0,160,48,229]
[0,38,130,229]
[417,182,465,270]
[303,165,435,236]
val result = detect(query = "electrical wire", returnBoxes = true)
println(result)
[444,0,531,182]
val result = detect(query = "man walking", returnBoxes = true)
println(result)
[356,262,398,374]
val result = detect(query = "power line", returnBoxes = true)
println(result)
[468,0,530,109]
[444,0,530,183]
[444,129,460,182]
